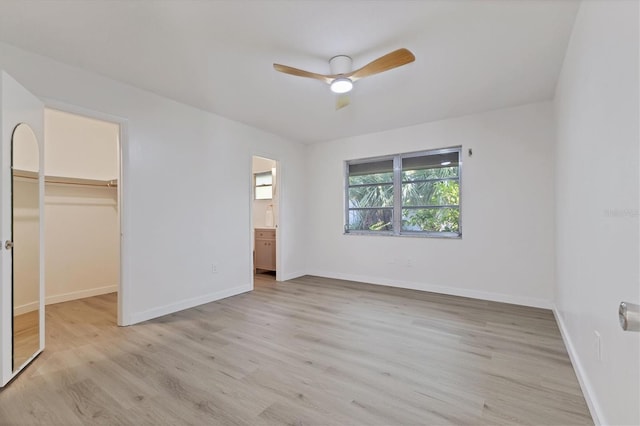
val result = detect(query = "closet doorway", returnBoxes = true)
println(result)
[44,108,121,323]
[252,156,279,285]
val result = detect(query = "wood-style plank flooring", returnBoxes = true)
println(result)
[12,310,40,370]
[0,274,592,425]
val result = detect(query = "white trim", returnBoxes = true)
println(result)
[280,271,306,281]
[128,284,252,325]
[305,270,553,309]
[41,98,127,127]
[274,159,282,282]
[45,285,118,306]
[552,306,601,425]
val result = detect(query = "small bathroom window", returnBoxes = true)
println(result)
[255,171,273,200]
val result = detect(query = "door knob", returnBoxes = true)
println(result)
[619,301,640,331]
[5,240,13,250]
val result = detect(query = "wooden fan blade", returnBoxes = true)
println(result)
[347,48,415,82]
[273,63,333,84]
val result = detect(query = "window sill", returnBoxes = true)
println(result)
[343,231,461,239]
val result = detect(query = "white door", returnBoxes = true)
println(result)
[0,71,44,386]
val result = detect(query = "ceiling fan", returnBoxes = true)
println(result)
[273,48,415,109]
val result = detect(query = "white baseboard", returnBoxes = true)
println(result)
[15,285,119,314]
[305,270,553,309]
[46,285,118,306]
[14,301,39,315]
[552,307,602,425]
[129,284,252,325]
[280,270,306,281]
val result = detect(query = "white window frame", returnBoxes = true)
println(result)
[254,171,273,200]
[344,146,462,238]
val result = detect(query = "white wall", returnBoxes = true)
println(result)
[553,1,639,425]
[45,108,119,180]
[306,102,556,308]
[44,184,119,304]
[0,41,308,324]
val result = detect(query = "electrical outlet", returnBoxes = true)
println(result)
[594,330,602,361]
[211,264,217,273]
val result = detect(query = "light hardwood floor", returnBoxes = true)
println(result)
[0,275,592,425]
[12,310,39,370]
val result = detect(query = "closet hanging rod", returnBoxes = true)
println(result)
[13,169,118,188]
[46,176,118,188]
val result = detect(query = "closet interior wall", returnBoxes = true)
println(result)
[44,108,119,305]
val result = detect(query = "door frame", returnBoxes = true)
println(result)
[42,98,130,326]
[250,153,282,286]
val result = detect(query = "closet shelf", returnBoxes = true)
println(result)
[13,169,117,188]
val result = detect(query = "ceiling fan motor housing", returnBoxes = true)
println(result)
[329,55,353,75]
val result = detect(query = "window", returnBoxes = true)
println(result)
[254,171,273,200]
[345,147,461,238]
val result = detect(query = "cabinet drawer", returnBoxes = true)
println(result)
[255,229,276,239]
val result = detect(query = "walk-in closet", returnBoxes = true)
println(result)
[44,108,120,315]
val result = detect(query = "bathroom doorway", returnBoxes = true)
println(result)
[251,156,278,285]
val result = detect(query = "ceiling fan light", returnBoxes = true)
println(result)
[330,77,353,94]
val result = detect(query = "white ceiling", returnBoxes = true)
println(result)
[0,0,579,144]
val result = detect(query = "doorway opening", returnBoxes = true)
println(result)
[43,108,121,324]
[252,156,278,286]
